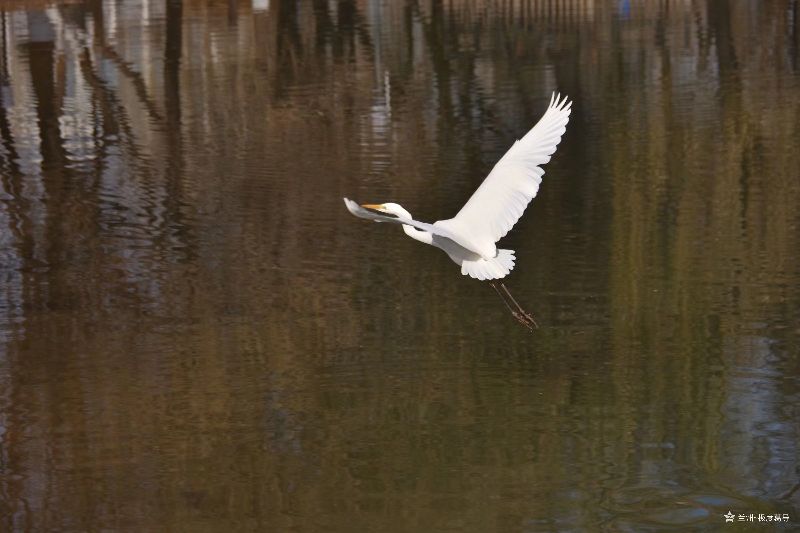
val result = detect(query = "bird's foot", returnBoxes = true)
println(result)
[512,310,534,331]
[491,281,539,331]
[520,310,539,329]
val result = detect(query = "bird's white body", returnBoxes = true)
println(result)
[345,92,572,281]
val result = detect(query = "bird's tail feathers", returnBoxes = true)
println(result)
[461,249,516,280]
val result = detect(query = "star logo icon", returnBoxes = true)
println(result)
[724,511,735,523]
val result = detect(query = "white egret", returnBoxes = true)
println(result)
[345,92,571,330]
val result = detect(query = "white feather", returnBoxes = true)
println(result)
[435,93,572,260]
[345,92,571,283]
[460,249,516,280]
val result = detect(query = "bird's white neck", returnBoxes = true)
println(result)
[381,204,434,246]
[402,224,433,245]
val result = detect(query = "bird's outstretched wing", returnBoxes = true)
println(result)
[434,93,571,257]
[343,198,465,244]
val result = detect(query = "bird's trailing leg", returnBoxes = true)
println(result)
[500,282,539,329]
[490,281,537,331]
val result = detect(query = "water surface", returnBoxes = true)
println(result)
[1,0,799,531]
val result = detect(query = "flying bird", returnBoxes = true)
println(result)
[344,92,571,330]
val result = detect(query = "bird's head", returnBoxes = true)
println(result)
[361,202,412,220]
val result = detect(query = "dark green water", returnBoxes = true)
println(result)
[1,1,799,531]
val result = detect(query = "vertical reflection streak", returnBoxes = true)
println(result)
[0,1,795,530]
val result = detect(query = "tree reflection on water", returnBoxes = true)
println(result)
[0,1,798,531]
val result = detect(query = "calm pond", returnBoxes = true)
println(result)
[1,1,799,531]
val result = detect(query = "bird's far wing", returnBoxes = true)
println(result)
[343,198,464,244]
[435,93,571,251]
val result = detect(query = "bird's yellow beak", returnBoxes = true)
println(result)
[361,203,384,211]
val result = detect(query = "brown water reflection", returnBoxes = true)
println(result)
[1,0,799,531]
